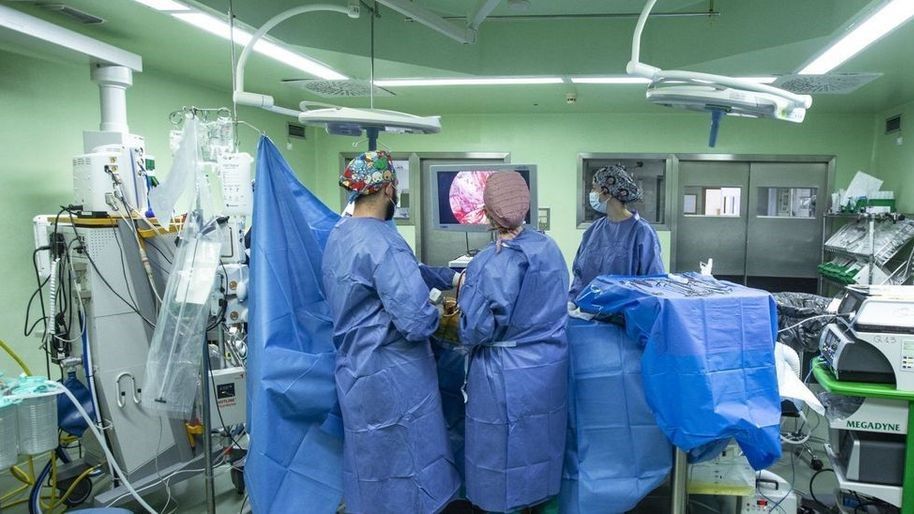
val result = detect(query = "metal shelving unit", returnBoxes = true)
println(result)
[819,212,914,294]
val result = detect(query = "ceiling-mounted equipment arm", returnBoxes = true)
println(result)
[233,3,360,116]
[626,0,661,78]
[378,0,480,45]
[468,0,502,33]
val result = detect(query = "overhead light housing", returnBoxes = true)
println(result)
[571,76,777,85]
[233,4,442,148]
[626,0,812,147]
[298,104,441,135]
[799,0,914,75]
[375,77,563,87]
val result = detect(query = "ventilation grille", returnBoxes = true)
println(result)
[772,73,882,94]
[41,4,105,24]
[287,123,306,139]
[886,114,902,134]
[281,79,394,98]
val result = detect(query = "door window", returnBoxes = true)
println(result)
[756,187,817,218]
[682,186,742,217]
[580,157,667,225]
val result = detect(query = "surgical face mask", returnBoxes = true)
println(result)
[589,191,608,214]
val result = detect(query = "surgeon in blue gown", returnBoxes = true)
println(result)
[458,171,570,513]
[569,163,665,302]
[322,151,461,514]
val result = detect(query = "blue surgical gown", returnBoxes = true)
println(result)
[420,264,458,291]
[322,217,461,514]
[569,213,664,300]
[458,229,570,513]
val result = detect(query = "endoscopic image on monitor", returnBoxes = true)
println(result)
[435,168,533,227]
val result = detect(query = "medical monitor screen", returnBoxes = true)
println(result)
[431,164,537,231]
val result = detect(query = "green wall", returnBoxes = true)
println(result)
[0,49,314,377]
[310,111,877,270]
[0,45,884,378]
[872,100,914,213]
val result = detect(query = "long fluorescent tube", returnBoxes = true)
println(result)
[374,77,564,87]
[170,12,346,80]
[133,0,189,11]
[571,77,650,84]
[800,0,914,75]
[571,76,777,84]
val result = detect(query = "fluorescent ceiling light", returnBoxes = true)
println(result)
[571,77,650,84]
[571,76,777,85]
[374,77,563,87]
[800,0,914,75]
[172,12,250,43]
[133,0,190,11]
[170,12,346,80]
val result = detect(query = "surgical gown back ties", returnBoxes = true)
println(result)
[458,230,570,513]
[321,217,461,514]
[569,212,665,300]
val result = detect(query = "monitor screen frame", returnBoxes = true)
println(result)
[429,164,538,232]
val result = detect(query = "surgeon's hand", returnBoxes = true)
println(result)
[434,298,460,345]
[567,301,594,321]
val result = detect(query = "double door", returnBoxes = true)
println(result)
[675,159,829,292]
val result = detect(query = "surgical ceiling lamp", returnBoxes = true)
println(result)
[626,0,813,147]
[233,2,441,150]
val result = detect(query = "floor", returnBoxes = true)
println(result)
[0,398,840,513]
[0,459,247,514]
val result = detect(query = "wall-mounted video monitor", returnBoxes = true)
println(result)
[430,164,537,232]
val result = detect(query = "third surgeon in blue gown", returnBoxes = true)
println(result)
[458,172,569,513]
[569,163,665,301]
[322,151,460,514]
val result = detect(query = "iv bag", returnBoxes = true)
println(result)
[142,212,222,419]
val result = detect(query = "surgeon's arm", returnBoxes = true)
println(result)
[568,228,591,302]
[457,274,496,347]
[458,257,524,347]
[374,247,439,342]
[636,227,666,275]
[419,264,458,291]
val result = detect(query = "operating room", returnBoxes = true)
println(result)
[1,0,914,513]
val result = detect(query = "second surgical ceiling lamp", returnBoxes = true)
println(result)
[626,0,813,147]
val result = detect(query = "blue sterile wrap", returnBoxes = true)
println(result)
[575,273,782,470]
[559,318,673,513]
[246,137,344,514]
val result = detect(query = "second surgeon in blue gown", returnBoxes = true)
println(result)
[569,163,665,301]
[322,151,460,514]
[458,172,569,513]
